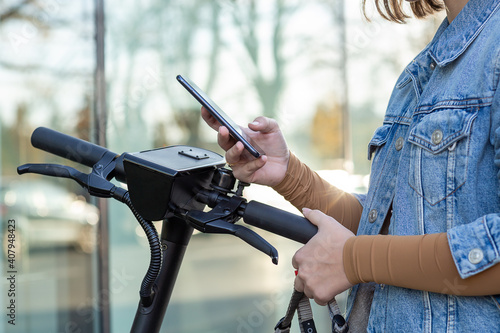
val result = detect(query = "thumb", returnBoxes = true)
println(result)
[302,208,327,228]
[248,116,279,134]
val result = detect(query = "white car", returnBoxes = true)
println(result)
[1,179,99,256]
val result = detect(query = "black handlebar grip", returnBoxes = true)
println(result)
[31,127,113,168]
[242,201,317,244]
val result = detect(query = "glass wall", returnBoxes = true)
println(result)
[103,1,442,332]
[0,1,98,332]
[1,0,443,332]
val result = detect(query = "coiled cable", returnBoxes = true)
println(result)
[123,191,162,307]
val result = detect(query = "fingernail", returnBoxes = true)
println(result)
[250,121,260,126]
[302,208,311,214]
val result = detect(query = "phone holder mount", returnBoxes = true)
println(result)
[123,146,278,263]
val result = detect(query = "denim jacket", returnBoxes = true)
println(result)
[348,0,500,331]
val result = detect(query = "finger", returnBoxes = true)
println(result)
[201,107,221,131]
[294,276,305,293]
[298,275,327,305]
[234,155,267,179]
[231,156,267,182]
[217,126,237,151]
[313,296,328,306]
[225,141,246,164]
[300,280,316,301]
[248,116,279,134]
[292,251,299,269]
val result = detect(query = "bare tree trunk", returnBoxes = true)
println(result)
[334,0,352,171]
[231,0,295,118]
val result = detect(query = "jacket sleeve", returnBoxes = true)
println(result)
[447,65,500,279]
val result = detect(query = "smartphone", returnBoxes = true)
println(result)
[177,74,265,158]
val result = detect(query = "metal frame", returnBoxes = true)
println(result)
[93,0,110,331]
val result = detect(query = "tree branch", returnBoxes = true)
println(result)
[0,0,36,23]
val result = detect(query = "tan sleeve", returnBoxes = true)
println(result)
[343,233,500,296]
[272,152,363,234]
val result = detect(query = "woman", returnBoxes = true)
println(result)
[202,0,500,331]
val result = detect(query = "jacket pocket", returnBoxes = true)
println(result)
[407,108,477,205]
[368,124,392,161]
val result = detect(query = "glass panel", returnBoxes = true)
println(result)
[0,1,98,332]
[104,0,443,332]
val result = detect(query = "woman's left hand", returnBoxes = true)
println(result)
[292,208,355,305]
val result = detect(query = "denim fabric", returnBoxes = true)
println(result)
[347,0,500,331]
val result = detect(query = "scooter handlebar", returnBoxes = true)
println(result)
[242,200,317,244]
[31,127,116,168]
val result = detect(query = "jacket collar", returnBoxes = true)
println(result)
[429,0,500,66]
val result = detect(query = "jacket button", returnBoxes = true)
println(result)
[430,62,436,70]
[368,209,378,223]
[395,137,404,151]
[468,248,484,264]
[431,129,443,145]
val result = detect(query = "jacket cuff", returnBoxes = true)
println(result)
[447,214,500,279]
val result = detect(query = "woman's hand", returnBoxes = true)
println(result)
[292,208,355,305]
[201,107,289,186]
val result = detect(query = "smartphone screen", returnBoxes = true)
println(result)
[177,75,265,158]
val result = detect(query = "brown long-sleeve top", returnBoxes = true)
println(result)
[272,153,500,296]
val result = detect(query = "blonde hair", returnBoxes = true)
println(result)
[364,0,444,23]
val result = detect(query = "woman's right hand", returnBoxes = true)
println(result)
[201,107,289,187]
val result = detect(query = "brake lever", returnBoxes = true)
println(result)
[187,212,279,264]
[17,163,127,202]
[185,208,279,265]
[209,219,278,264]
[18,163,89,187]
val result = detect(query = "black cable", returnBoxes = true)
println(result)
[123,192,162,307]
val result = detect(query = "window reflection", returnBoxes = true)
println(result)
[0,1,97,332]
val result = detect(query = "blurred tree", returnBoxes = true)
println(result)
[311,99,343,162]
[153,121,168,148]
[228,0,298,118]
[0,0,94,178]
[76,95,92,142]
[105,0,347,153]
[294,0,351,170]
[0,0,35,23]
[1,103,37,176]
[106,0,220,150]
